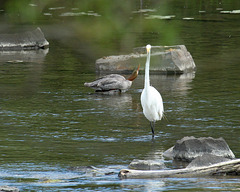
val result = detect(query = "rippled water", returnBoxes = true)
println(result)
[1,0,240,191]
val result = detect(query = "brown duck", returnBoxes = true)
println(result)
[84,65,140,93]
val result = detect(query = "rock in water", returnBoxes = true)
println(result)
[96,45,196,74]
[163,136,235,162]
[128,159,166,170]
[0,186,19,192]
[187,154,231,168]
[0,27,49,50]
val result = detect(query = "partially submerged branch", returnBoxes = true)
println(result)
[119,159,240,179]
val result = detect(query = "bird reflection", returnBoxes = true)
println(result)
[87,93,133,111]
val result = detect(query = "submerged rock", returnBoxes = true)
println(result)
[96,45,196,74]
[69,165,116,176]
[68,165,96,172]
[128,159,166,170]
[0,186,19,192]
[163,136,235,162]
[0,27,49,50]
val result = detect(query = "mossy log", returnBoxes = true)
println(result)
[119,159,240,179]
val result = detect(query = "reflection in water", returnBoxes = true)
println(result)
[87,93,133,111]
[0,49,49,96]
[0,49,49,63]
[148,73,195,96]
[1,0,240,191]
[145,149,165,161]
[120,179,165,192]
[143,180,165,192]
[60,11,101,17]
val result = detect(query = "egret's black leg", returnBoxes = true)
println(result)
[150,121,155,137]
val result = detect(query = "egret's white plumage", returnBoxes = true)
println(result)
[141,44,164,137]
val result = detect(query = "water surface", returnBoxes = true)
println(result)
[1,0,240,191]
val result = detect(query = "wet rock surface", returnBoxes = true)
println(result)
[128,159,166,170]
[186,154,231,168]
[96,45,196,74]
[0,27,49,50]
[0,186,19,192]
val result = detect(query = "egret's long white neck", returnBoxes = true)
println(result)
[144,49,151,88]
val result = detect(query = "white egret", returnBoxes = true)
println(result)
[84,64,140,93]
[141,44,164,137]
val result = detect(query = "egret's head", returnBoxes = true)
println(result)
[146,44,151,53]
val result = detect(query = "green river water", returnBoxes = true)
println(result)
[1,0,240,191]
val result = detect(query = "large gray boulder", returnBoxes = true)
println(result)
[0,27,49,50]
[96,45,196,74]
[163,136,235,162]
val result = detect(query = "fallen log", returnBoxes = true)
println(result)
[118,159,240,179]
